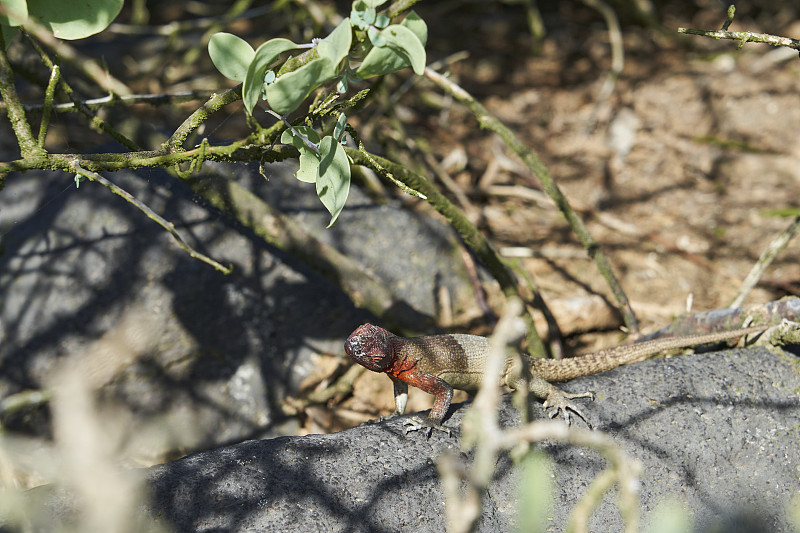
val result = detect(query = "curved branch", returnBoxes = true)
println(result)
[166,86,243,150]
[0,32,44,158]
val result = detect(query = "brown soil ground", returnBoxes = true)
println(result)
[334,2,800,426]
[411,2,800,336]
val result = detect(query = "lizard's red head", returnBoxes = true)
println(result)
[344,323,394,372]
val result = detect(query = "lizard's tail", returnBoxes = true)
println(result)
[529,325,767,382]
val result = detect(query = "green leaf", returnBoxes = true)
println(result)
[297,151,320,183]
[374,14,390,29]
[355,12,427,79]
[400,11,428,46]
[266,57,333,114]
[27,0,123,40]
[209,33,255,82]
[358,0,387,7]
[281,127,320,183]
[517,451,553,533]
[0,0,27,26]
[280,125,320,152]
[350,5,375,30]
[317,18,352,69]
[380,24,425,75]
[242,37,299,114]
[367,26,385,47]
[334,113,347,141]
[317,136,351,227]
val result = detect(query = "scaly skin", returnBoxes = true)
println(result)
[344,323,768,436]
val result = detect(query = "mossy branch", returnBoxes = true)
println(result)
[0,142,299,174]
[166,86,243,150]
[37,64,60,148]
[0,32,45,158]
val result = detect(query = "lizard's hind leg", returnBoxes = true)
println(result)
[512,375,596,428]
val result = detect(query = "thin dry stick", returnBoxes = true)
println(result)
[581,0,624,125]
[71,163,232,274]
[500,423,641,533]
[424,67,639,334]
[9,90,213,114]
[12,19,132,96]
[442,298,524,533]
[447,294,642,533]
[729,215,800,309]
[677,27,800,52]
[108,5,275,35]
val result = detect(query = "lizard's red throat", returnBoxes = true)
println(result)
[344,324,395,372]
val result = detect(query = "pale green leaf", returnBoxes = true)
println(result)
[350,5,374,30]
[355,12,427,79]
[242,37,298,114]
[367,26,385,47]
[374,14,390,29]
[296,151,320,183]
[280,126,321,152]
[334,113,347,141]
[380,24,425,75]
[317,136,351,227]
[266,57,334,114]
[209,33,255,82]
[28,0,123,39]
[0,0,27,26]
[355,47,392,79]
[400,11,427,46]
[317,18,352,69]
[281,127,321,183]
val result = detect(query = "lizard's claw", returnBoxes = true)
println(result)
[543,390,595,429]
[403,416,452,438]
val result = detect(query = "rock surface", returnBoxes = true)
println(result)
[16,345,800,533]
[0,162,472,455]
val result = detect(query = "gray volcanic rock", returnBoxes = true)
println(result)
[11,346,799,532]
[0,162,472,456]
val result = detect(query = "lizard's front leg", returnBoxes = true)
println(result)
[395,371,454,437]
[402,379,454,437]
[379,377,408,420]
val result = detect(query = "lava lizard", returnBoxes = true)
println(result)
[344,323,768,436]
